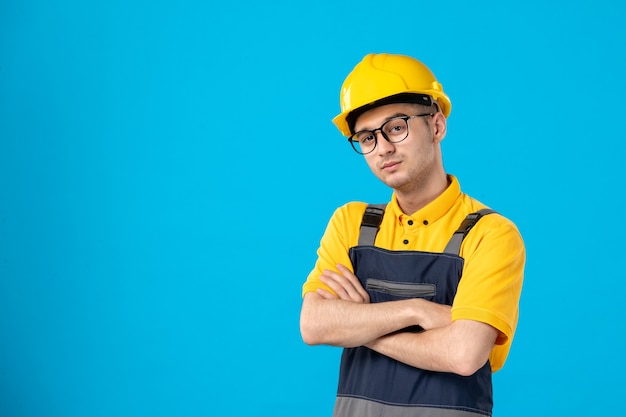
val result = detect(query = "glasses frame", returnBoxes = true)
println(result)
[348,113,434,155]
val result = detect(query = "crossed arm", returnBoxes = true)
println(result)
[299,264,498,376]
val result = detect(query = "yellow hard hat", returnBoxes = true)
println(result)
[332,53,452,137]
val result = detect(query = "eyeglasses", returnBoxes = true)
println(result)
[348,113,434,155]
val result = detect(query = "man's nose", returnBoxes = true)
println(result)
[375,131,395,154]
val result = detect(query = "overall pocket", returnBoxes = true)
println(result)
[366,278,436,298]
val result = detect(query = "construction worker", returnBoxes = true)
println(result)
[300,53,525,417]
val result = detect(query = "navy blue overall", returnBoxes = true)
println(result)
[333,205,495,417]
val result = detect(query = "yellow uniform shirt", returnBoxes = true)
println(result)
[302,175,525,371]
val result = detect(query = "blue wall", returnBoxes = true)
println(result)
[1,1,624,415]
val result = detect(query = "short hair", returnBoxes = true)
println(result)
[346,93,441,134]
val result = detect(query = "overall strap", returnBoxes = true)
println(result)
[358,204,387,246]
[443,209,496,255]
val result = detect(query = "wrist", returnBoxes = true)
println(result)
[401,298,426,327]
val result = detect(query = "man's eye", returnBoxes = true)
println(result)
[358,133,375,144]
[385,121,406,135]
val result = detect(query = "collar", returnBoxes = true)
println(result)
[389,175,461,224]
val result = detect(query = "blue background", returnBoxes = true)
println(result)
[1,0,624,416]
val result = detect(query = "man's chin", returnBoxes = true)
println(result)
[377,174,409,190]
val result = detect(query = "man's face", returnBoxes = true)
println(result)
[353,102,445,192]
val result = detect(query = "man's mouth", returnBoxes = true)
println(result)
[381,161,401,170]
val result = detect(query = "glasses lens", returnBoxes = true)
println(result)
[349,117,412,154]
[350,131,376,154]
[382,118,409,143]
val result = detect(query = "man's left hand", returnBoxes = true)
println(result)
[317,263,370,304]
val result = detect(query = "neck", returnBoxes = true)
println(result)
[395,171,449,215]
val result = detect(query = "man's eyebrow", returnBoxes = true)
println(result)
[355,113,409,132]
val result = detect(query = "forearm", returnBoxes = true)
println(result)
[300,292,419,348]
[366,319,498,376]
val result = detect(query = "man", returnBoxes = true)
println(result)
[300,53,525,417]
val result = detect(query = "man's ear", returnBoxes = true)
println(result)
[432,113,447,143]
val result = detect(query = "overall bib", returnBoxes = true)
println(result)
[333,206,495,417]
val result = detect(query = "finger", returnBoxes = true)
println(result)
[336,264,370,302]
[325,269,364,302]
[320,271,362,302]
[326,268,367,303]
[316,288,337,299]
[320,272,353,300]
